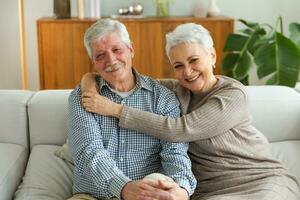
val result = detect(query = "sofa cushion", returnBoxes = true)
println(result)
[246,86,300,142]
[27,90,71,149]
[0,143,27,200]
[14,145,73,200]
[270,141,300,183]
[0,90,33,148]
[55,140,73,164]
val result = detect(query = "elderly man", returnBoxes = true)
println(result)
[68,19,196,200]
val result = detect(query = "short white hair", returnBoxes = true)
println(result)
[165,23,214,57]
[84,18,131,59]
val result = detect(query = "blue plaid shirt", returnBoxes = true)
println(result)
[68,71,196,199]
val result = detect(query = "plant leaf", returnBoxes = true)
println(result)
[254,32,300,87]
[222,53,239,74]
[233,50,253,80]
[222,19,266,84]
[238,19,259,29]
[289,22,300,47]
[223,34,248,52]
[239,75,249,85]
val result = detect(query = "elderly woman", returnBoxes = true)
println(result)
[81,23,300,200]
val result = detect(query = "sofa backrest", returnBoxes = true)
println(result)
[246,86,300,142]
[27,90,71,149]
[0,90,33,148]
[26,86,300,148]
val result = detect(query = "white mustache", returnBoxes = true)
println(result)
[104,63,121,72]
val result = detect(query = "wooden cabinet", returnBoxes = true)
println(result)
[37,17,234,89]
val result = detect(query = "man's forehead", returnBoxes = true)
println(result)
[94,33,126,45]
[92,39,127,50]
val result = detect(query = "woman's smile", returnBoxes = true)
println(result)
[185,73,201,82]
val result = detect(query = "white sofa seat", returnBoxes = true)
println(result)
[14,145,73,200]
[14,90,72,200]
[247,86,300,182]
[0,90,33,200]
[271,141,300,182]
[0,144,27,200]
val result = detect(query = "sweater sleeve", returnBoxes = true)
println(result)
[156,79,178,91]
[119,86,249,142]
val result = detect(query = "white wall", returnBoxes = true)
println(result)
[0,0,22,89]
[1,0,300,90]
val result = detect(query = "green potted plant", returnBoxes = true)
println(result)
[222,17,300,87]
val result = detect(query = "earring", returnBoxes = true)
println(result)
[213,64,216,68]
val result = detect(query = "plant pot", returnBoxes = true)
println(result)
[156,0,170,17]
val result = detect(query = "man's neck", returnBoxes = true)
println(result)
[108,74,136,92]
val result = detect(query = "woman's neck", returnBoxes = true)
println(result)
[193,75,218,95]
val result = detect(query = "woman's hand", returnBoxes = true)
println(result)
[81,91,123,118]
[81,72,98,94]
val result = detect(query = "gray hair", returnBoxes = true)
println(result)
[84,18,131,59]
[165,23,214,57]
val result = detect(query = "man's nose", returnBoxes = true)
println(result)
[106,52,116,65]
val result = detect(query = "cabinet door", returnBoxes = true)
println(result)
[72,23,94,86]
[38,22,92,89]
[124,21,166,78]
[160,21,184,78]
[197,20,233,75]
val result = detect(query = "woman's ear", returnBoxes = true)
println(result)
[211,47,217,65]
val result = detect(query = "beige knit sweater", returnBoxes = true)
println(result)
[119,76,300,199]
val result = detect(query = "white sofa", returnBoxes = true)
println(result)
[0,91,33,200]
[0,86,299,200]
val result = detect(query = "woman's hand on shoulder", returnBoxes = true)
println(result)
[81,91,123,118]
[81,72,98,94]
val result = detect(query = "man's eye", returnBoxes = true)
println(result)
[96,54,104,60]
[113,48,122,53]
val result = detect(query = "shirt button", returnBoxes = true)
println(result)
[121,140,125,144]
[120,158,123,162]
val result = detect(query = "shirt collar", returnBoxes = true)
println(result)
[96,68,153,93]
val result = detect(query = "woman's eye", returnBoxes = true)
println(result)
[174,64,183,69]
[190,58,198,63]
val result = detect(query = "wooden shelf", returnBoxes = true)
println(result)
[37,16,234,89]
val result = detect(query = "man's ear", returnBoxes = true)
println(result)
[130,42,134,58]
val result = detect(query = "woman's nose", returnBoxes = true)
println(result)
[183,66,193,77]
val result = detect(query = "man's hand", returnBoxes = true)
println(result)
[81,91,123,118]
[121,181,149,200]
[137,180,189,200]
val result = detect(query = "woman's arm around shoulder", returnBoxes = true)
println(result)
[119,84,249,142]
[156,79,179,91]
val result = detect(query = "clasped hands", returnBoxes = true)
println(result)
[121,179,189,200]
